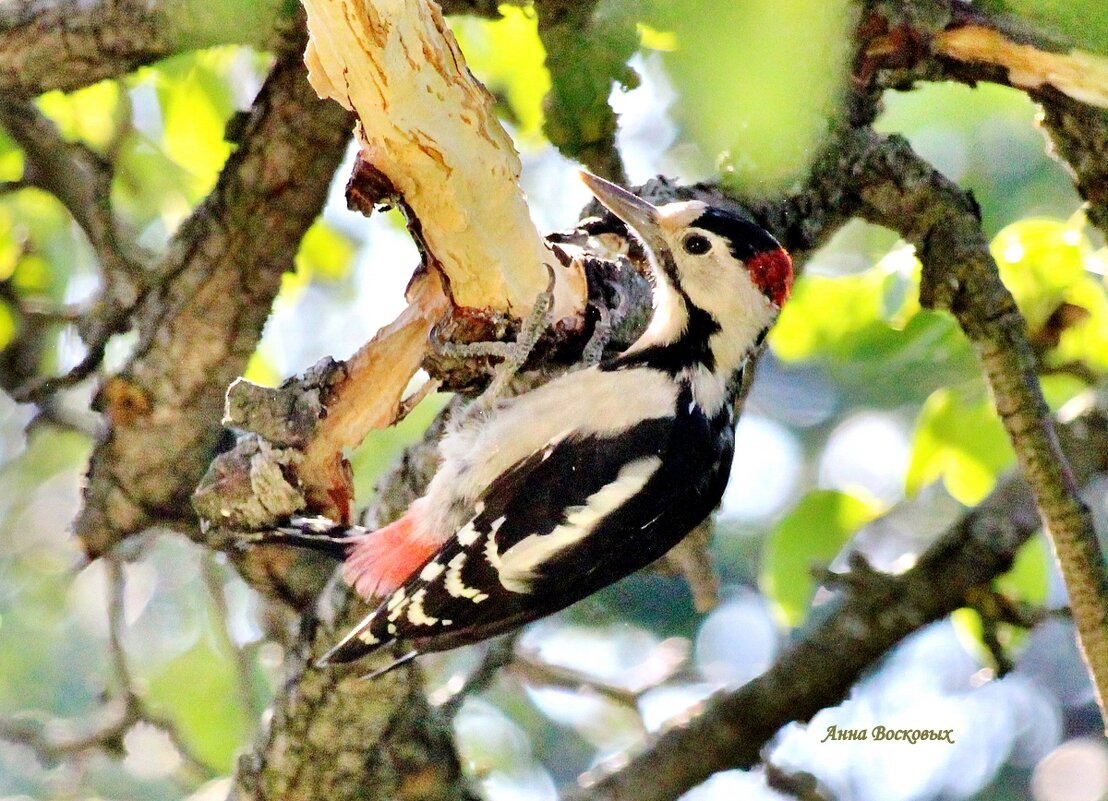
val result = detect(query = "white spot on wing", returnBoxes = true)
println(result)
[456,520,480,546]
[444,553,481,599]
[419,561,445,581]
[357,619,380,644]
[483,517,506,571]
[493,456,662,592]
[406,589,439,626]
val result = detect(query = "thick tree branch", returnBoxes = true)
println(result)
[230,410,476,801]
[0,0,296,98]
[570,393,1108,801]
[1034,88,1108,234]
[855,1,1108,233]
[76,44,353,558]
[0,0,507,99]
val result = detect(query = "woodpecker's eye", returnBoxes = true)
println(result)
[683,234,712,255]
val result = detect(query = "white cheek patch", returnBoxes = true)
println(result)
[492,456,662,593]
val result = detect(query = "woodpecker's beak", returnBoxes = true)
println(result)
[579,171,666,254]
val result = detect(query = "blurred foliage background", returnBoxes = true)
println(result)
[1,2,1107,801]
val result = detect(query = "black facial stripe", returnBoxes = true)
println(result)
[607,302,720,376]
[692,208,782,262]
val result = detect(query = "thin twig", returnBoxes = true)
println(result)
[103,557,221,782]
[200,552,263,720]
[435,632,521,718]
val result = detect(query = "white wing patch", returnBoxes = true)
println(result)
[493,455,662,593]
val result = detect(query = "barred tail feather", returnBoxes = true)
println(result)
[262,517,364,559]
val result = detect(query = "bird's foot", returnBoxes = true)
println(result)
[438,264,556,416]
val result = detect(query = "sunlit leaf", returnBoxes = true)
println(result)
[650,0,854,191]
[761,489,881,626]
[0,129,24,182]
[637,22,676,51]
[114,135,196,232]
[452,6,551,145]
[242,348,282,388]
[770,247,976,405]
[0,300,15,352]
[952,535,1051,665]
[998,535,1049,607]
[991,217,1108,374]
[294,221,357,284]
[906,387,1014,505]
[37,81,124,152]
[13,253,51,293]
[156,54,235,198]
[0,210,19,281]
[992,217,1088,330]
[145,641,249,772]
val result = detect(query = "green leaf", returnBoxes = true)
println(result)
[294,221,357,284]
[242,348,282,389]
[952,536,1051,665]
[906,387,1015,505]
[145,641,249,772]
[650,0,855,191]
[769,248,977,405]
[996,0,1108,56]
[998,535,1049,607]
[0,299,14,352]
[37,81,125,152]
[451,7,551,145]
[155,50,237,199]
[0,129,24,183]
[993,217,1108,374]
[992,217,1089,331]
[761,490,881,626]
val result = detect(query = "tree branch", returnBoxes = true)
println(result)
[0,0,508,99]
[75,42,353,559]
[0,96,145,302]
[854,0,1108,234]
[850,128,1108,727]
[230,411,476,801]
[570,393,1108,801]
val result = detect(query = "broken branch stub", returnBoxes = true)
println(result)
[301,0,585,317]
[260,0,589,517]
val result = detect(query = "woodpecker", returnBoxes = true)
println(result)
[268,172,793,667]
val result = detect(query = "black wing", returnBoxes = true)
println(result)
[320,386,735,664]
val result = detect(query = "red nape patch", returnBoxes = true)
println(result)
[748,247,794,308]
[342,510,437,600]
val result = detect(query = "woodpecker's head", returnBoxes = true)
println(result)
[580,171,793,379]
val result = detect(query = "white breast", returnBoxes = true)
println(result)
[416,366,679,543]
